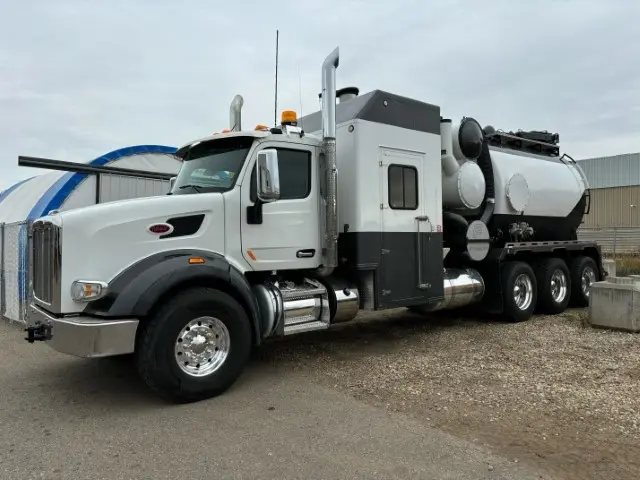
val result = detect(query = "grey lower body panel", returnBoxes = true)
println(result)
[338,231,445,309]
[29,304,139,358]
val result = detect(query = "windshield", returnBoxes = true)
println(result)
[171,136,254,194]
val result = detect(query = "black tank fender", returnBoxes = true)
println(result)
[83,249,264,344]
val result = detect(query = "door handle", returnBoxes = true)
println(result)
[415,216,432,290]
[296,249,316,258]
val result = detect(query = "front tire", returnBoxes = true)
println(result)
[135,287,252,403]
[501,261,537,322]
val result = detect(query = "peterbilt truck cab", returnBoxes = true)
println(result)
[25,46,605,403]
[27,119,336,399]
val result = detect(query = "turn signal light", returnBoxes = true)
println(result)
[70,281,108,302]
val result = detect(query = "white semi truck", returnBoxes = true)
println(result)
[25,46,605,403]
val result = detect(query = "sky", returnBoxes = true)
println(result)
[1,0,639,191]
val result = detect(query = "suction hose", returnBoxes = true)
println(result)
[442,211,468,251]
[477,141,495,224]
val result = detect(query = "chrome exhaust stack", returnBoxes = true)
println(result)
[319,47,340,275]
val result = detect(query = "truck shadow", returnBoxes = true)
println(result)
[253,308,492,361]
[11,309,490,411]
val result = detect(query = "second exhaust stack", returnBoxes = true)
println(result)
[229,94,244,131]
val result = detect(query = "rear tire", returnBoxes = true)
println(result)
[501,261,537,322]
[135,287,252,403]
[569,256,598,307]
[534,257,571,314]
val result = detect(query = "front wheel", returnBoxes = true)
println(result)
[135,287,252,403]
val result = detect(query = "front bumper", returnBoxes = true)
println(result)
[28,304,139,358]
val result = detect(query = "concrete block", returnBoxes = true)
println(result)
[589,277,640,332]
[602,258,616,278]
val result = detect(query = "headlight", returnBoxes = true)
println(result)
[70,281,108,302]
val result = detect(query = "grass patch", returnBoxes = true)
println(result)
[609,254,640,276]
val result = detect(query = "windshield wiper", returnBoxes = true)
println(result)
[178,184,203,192]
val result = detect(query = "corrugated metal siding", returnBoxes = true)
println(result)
[577,153,640,189]
[581,185,640,227]
[578,227,640,254]
[99,174,171,203]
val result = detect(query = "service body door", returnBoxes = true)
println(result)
[240,141,321,271]
[378,146,444,308]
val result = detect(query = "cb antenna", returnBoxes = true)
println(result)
[297,64,304,131]
[274,29,279,127]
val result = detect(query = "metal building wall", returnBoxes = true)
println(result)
[99,174,170,202]
[577,153,640,189]
[582,185,640,227]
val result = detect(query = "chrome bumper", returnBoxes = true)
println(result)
[29,304,139,358]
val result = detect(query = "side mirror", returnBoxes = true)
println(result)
[169,177,177,190]
[256,149,280,202]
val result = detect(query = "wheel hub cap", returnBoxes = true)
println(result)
[582,267,596,297]
[513,274,533,310]
[175,316,231,377]
[550,269,568,303]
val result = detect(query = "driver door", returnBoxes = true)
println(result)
[240,143,320,271]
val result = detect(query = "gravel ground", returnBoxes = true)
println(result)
[0,319,548,480]
[256,308,640,480]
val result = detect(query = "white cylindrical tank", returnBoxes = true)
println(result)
[441,118,486,210]
[442,162,486,209]
[490,148,587,217]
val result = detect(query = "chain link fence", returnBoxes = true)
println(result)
[578,227,640,256]
[1,165,173,325]
[0,220,31,324]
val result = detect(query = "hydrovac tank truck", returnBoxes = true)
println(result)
[24,46,605,403]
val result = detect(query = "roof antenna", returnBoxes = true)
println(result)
[297,64,304,136]
[274,29,279,127]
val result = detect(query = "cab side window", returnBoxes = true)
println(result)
[250,148,312,201]
[388,164,418,210]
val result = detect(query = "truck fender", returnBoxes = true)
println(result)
[83,249,263,345]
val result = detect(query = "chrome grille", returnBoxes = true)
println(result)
[31,221,61,309]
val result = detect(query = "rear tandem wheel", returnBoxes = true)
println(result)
[534,257,571,315]
[501,261,538,323]
[569,255,598,307]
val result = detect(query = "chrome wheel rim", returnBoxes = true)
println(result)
[513,273,533,310]
[174,316,230,377]
[582,267,596,297]
[550,269,568,303]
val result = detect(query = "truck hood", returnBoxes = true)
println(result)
[48,193,225,312]
[49,193,218,233]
